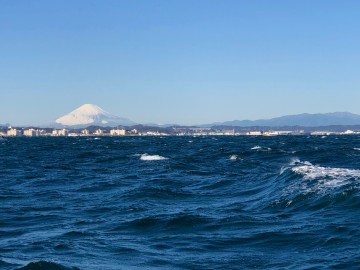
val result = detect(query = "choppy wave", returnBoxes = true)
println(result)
[1,136,360,269]
[277,159,359,199]
[284,158,360,188]
[270,158,360,213]
[292,160,360,181]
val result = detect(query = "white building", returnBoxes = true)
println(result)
[263,130,293,136]
[24,129,39,136]
[110,129,126,136]
[7,129,22,136]
[310,131,332,136]
[246,131,262,136]
[52,129,68,136]
[94,129,103,135]
[82,129,90,135]
[59,129,68,136]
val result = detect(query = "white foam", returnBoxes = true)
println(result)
[251,145,271,151]
[292,163,360,182]
[229,155,238,160]
[278,159,360,200]
[354,148,360,151]
[140,154,168,161]
[283,159,360,192]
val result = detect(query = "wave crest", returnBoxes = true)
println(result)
[278,159,360,200]
[140,154,168,161]
[291,160,360,183]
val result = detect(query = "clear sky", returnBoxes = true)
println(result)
[1,0,360,126]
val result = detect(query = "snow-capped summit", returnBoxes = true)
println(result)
[55,104,136,127]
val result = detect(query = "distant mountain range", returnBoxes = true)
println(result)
[209,112,360,127]
[4,107,360,129]
[54,104,136,127]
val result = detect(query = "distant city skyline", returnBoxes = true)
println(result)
[1,1,360,126]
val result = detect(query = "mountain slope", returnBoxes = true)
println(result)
[211,112,360,127]
[55,104,136,127]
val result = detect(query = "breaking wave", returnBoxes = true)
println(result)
[292,160,360,181]
[273,158,360,210]
[285,158,360,186]
[140,153,168,161]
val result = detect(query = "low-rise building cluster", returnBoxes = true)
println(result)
[2,127,360,137]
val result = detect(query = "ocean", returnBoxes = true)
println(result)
[1,136,359,269]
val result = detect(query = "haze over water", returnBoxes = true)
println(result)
[1,136,360,269]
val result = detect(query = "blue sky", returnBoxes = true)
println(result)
[1,0,360,125]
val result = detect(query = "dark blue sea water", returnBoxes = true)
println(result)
[1,136,360,270]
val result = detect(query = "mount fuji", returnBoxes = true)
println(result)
[55,104,136,127]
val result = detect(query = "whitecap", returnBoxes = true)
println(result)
[140,154,168,161]
[278,159,360,198]
[251,145,271,151]
[354,148,360,151]
[292,163,360,182]
[229,155,238,160]
[282,159,360,193]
